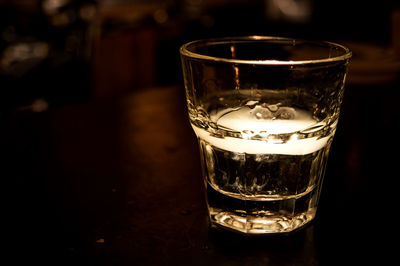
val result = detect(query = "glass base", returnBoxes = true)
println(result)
[210,209,316,234]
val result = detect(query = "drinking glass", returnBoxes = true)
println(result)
[180,36,351,234]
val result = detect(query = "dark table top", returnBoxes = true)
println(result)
[3,85,397,265]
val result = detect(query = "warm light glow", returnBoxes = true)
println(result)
[193,106,331,155]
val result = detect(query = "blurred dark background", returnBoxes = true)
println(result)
[0,0,399,112]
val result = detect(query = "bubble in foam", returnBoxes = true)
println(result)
[275,107,296,120]
[251,106,273,119]
[245,104,297,121]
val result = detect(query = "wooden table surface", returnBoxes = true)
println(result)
[3,85,397,265]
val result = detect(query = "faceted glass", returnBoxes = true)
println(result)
[180,36,351,234]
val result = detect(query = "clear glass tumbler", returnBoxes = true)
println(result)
[180,36,351,234]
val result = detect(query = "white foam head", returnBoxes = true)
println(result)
[193,106,331,155]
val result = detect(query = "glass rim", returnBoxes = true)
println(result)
[180,36,352,65]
